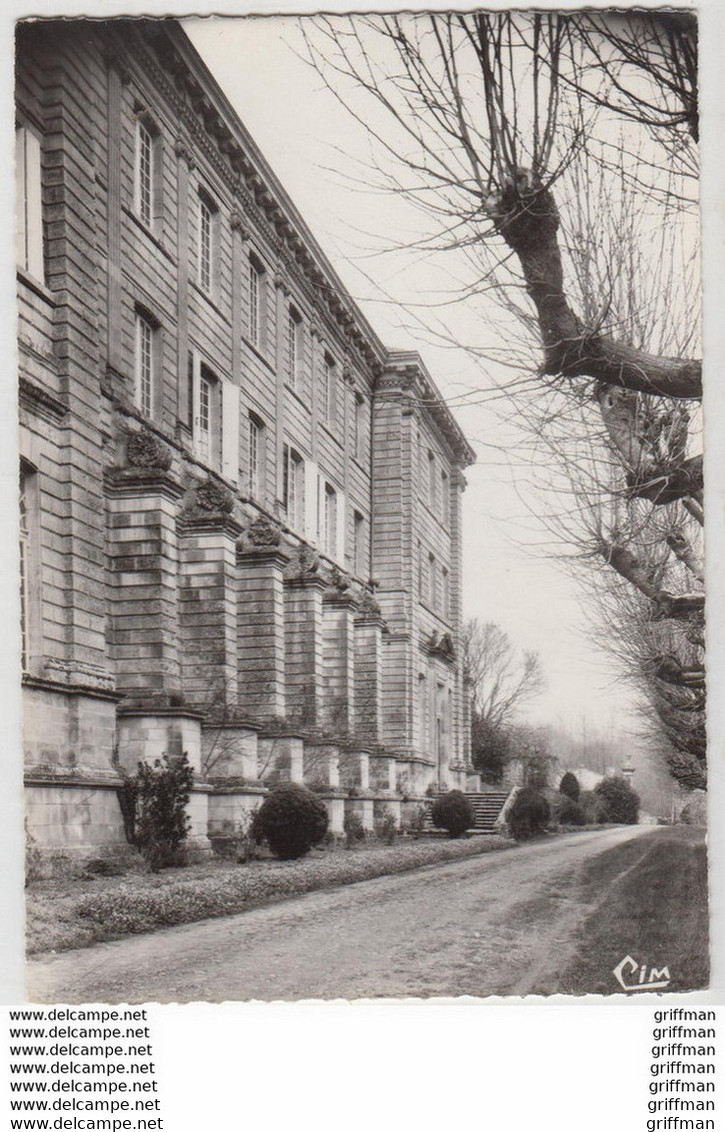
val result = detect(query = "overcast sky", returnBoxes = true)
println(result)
[184,14,651,741]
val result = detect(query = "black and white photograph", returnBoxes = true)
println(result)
[15,8,710,1005]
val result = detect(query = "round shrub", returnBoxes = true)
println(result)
[579,789,607,824]
[556,796,586,826]
[594,776,640,825]
[253,783,329,860]
[508,787,550,841]
[559,771,581,801]
[431,790,475,838]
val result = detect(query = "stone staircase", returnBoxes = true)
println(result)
[423,789,513,834]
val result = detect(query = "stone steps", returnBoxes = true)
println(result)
[423,789,511,833]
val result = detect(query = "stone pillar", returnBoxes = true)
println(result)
[353,606,384,742]
[345,796,375,833]
[369,752,397,793]
[177,494,241,710]
[339,747,370,791]
[236,518,289,721]
[324,797,345,836]
[257,734,304,784]
[105,462,183,698]
[201,723,259,781]
[284,549,326,729]
[322,590,356,734]
[304,741,340,789]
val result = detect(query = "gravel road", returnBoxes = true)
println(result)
[28,825,654,1003]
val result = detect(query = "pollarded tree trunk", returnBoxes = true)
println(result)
[487,171,702,401]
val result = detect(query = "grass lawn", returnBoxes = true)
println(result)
[27,834,512,956]
[558,825,708,994]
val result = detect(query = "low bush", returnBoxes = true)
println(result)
[594,777,640,825]
[39,837,511,952]
[508,787,550,840]
[431,790,474,838]
[556,796,586,826]
[559,772,581,801]
[579,790,607,824]
[252,783,328,860]
[120,752,194,871]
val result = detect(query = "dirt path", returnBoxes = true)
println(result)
[27,826,656,1003]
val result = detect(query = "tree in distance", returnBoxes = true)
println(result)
[559,772,581,801]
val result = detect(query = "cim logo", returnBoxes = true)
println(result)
[613,955,671,992]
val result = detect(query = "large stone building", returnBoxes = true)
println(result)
[16,18,478,861]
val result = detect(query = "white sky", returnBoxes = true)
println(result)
[184,15,663,739]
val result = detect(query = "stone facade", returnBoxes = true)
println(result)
[16,18,477,863]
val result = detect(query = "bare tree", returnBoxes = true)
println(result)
[301,12,703,782]
[463,619,544,729]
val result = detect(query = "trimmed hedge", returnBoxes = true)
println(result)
[32,837,513,953]
[431,790,475,838]
[253,783,328,859]
[594,777,640,825]
[556,796,586,826]
[559,772,581,802]
[509,787,550,840]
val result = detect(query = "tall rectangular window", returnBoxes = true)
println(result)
[198,369,211,463]
[287,308,301,389]
[353,510,366,576]
[442,566,450,620]
[135,311,154,418]
[428,552,436,608]
[198,195,213,294]
[135,118,153,229]
[323,354,336,424]
[249,414,263,499]
[15,125,44,280]
[428,451,436,509]
[353,392,365,460]
[441,470,450,526]
[248,257,266,348]
[283,444,304,530]
[324,483,337,558]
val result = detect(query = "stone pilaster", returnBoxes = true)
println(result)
[322,591,357,734]
[284,549,326,729]
[236,518,289,721]
[178,508,241,709]
[105,465,184,697]
[353,610,384,742]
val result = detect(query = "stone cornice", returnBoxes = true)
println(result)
[19,376,67,423]
[177,513,242,539]
[22,673,123,702]
[104,466,184,502]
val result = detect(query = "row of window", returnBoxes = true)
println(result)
[16,120,369,454]
[417,540,451,621]
[419,436,451,527]
[135,117,364,437]
[282,443,368,574]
